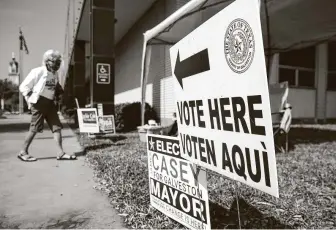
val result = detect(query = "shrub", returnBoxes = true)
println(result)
[115,102,158,132]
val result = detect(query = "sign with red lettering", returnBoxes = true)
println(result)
[77,108,100,133]
[147,134,210,230]
[170,0,278,197]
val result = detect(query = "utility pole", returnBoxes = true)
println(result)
[19,27,29,114]
[19,46,24,114]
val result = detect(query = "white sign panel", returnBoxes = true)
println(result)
[170,0,278,197]
[147,134,211,230]
[77,108,100,133]
[96,63,110,84]
[98,115,116,134]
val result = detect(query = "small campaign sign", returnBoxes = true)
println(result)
[98,115,115,133]
[147,134,210,230]
[77,108,100,133]
[170,0,279,197]
[96,63,110,84]
[97,103,104,116]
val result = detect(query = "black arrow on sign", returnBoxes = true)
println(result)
[174,48,210,89]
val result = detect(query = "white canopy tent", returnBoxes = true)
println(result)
[140,0,336,125]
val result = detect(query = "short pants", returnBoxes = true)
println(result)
[30,96,63,133]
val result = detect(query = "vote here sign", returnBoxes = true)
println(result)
[147,134,210,230]
[170,0,279,197]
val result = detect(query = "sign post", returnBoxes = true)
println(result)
[170,0,279,197]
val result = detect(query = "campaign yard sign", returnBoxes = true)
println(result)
[170,0,279,197]
[98,115,116,133]
[147,134,210,230]
[77,108,100,133]
[97,103,104,116]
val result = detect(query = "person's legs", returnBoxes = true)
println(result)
[18,131,38,161]
[53,129,64,154]
[21,131,37,153]
[45,101,76,160]
[18,103,44,161]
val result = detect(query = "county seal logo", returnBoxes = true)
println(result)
[224,18,255,74]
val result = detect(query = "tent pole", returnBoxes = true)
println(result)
[140,37,147,126]
[144,0,206,41]
[140,37,152,126]
[143,45,152,125]
[140,0,206,126]
[260,0,272,79]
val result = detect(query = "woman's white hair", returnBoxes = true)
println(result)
[42,49,62,65]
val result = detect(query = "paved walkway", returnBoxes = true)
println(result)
[0,114,124,229]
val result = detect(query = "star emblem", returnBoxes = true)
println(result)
[234,39,242,53]
[149,138,155,150]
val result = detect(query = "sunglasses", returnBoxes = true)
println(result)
[47,59,61,64]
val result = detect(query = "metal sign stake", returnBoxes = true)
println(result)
[235,182,242,229]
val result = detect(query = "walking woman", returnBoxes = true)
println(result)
[18,49,77,162]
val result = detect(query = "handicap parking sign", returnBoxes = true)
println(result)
[96,63,110,84]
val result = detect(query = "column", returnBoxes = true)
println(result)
[89,0,115,115]
[315,43,328,122]
[73,40,86,107]
[268,53,279,85]
[62,64,74,109]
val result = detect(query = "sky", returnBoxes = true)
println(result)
[0,0,70,83]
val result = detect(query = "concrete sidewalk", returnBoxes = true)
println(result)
[0,114,124,229]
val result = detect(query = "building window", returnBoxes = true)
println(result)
[329,41,336,71]
[327,41,336,90]
[298,70,315,87]
[279,46,315,88]
[279,68,295,86]
[327,72,336,90]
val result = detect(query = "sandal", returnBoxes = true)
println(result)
[57,153,77,161]
[17,152,37,162]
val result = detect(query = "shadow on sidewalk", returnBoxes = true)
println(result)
[0,122,76,137]
[36,156,58,160]
[36,150,86,161]
[36,149,86,161]
[35,135,73,140]
[42,211,90,229]
[0,123,30,133]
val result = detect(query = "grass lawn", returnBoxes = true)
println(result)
[70,122,336,229]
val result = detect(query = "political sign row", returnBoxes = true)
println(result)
[146,0,279,229]
[77,108,116,134]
